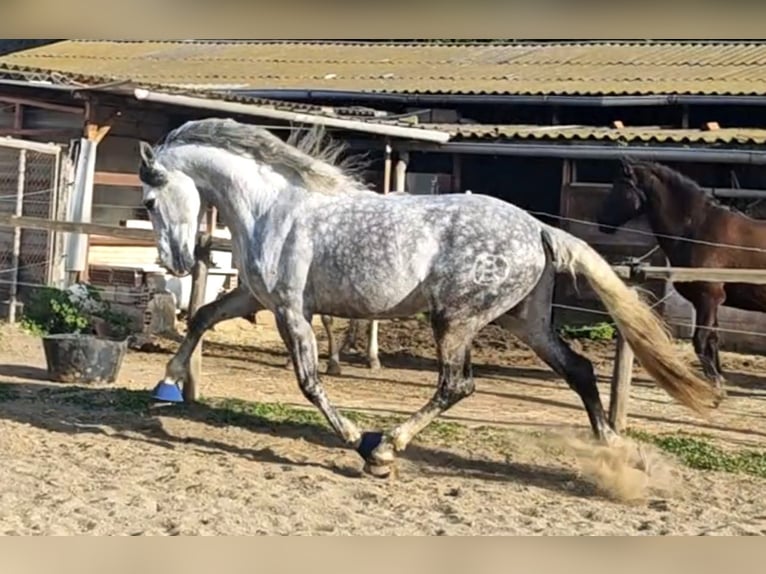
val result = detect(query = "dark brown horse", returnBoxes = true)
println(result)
[597,157,766,393]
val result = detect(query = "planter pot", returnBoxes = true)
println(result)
[41,333,128,384]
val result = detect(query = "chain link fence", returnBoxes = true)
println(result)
[0,139,64,320]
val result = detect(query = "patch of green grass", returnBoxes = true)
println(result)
[37,386,154,412]
[560,321,617,341]
[202,396,327,428]
[628,429,766,479]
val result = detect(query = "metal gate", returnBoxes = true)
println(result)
[0,137,66,319]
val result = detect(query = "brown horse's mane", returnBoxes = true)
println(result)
[628,159,756,217]
[627,159,766,227]
[631,160,719,206]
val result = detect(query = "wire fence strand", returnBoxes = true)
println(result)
[529,209,766,255]
[5,174,766,338]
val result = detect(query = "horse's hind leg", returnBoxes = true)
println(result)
[356,314,477,476]
[497,314,617,443]
[494,260,617,443]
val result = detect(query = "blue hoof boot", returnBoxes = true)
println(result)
[356,431,384,461]
[151,381,184,403]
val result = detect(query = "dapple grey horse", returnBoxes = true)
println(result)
[138,117,718,477]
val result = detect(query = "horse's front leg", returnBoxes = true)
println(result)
[356,316,476,478]
[163,284,263,388]
[275,307,362,447]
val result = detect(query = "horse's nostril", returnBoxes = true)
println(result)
[143,197,156,211]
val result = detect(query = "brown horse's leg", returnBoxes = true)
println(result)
[708,316,723,372]
[690,285,727,399]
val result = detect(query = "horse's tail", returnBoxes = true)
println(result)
[541,225,721,417]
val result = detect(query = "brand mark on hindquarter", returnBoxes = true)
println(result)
[472,253,510,285]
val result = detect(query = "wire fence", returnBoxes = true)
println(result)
[529,209,766,255]
[525,208,766,343]
[0,142,63,319]
[5,162,766,341]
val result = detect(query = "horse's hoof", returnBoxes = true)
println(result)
[326,361,342,376]
[151,380,184,403]
[363,460,393,479]
[710,377,727,408]
[602,427,623,448]
[356,431,384,461]
[367,359,381,372]
[712,387,727,408]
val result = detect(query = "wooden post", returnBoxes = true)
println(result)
[7,149,26,323]
[185,246,209,403]
[184,207,216,403]
[395,151,409,192]
[608,289,637,432]
[383,143,392,195]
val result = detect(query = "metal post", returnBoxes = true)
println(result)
[7,149,26,323]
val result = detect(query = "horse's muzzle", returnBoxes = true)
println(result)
[167,245,195,277]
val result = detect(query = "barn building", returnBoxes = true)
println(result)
[2,40,766,351]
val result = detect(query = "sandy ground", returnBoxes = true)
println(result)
[0,314,765,536]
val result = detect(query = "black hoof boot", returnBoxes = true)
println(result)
[355,431,392,478]
[356,431,384,460]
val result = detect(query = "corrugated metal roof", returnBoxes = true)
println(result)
[4,40,766,96]
[128,83,388,119]
[0,65,392,120]
[419,123,766,145]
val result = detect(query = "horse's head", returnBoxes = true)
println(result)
[138,141,202,277]
[597,157,647,234]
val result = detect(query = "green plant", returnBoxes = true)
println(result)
[560,321,617,341]
[21,284,133,340]
[628,429,766,478]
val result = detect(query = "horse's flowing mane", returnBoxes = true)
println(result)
[629,159,722,207]
[158,117,371,195]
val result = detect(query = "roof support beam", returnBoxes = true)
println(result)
[363,140,766,166]
[132,89,451,143]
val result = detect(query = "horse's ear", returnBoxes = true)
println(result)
[620,156,635,178]
[138,141,155,166]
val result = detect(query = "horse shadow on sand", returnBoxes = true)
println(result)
[1,345,762,502]
[154,331,766,398]
[165,335,566,384]
[0,368,606,500]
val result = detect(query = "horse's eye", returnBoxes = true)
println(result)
[143,197,156,211]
